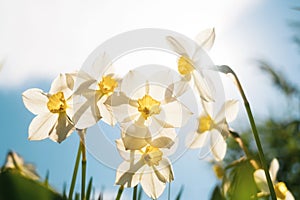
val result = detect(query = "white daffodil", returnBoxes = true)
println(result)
[115,138,174,199]
[254,158,295,200]
[166,28,215,102]
[22,73,75,143]
[186,100,239,161]
[106,68,192,150]
[1,151,39,180]
[73,53,120,129]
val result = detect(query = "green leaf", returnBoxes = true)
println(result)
[86,177,93,200]
[210,185,225,200]
[175,186,184,200]
[223,160,258,200]
[0,170,63,200]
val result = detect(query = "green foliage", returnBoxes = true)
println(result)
[222,159,258,200]
[174,186,184,200]
[0,170,63,200]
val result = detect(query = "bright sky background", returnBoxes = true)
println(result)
[0,0,299,199]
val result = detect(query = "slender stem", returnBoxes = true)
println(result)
[81,140,87,200]
[168,182,171,200]
[116,185,124,200]
[133,185,137,200]
[68,142,82,200]
[217,65,276,200]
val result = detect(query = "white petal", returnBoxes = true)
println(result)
[149,136,175,149]
[154,158,174,182]
[49,112,75,143]
[192,71,214,102]
[28,113,58,141]
[140,166,166,199]
[73,92,101,129]
[157,101,192,128]
[49,73,73,98]
[90,52,112,80]
[269,158,279,181]
[186,131,208,149]
[122,124,151,150]
[115,161,141,188]
[286,190,295,200]
[98,98,117,126]
[253,169,270,194]
[121,70,147,97]
[210,130,227,161]
[22,88,48,115]
[166,36,188,56]
[215,100,239,123]
[195,28,215,51]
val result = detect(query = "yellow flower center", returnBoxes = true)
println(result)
[178,56,194,75]
[98,76,118,95]
[142,146,163,167]
[137,95,161,120]
[47,92,67,113]
[198,115,214,133]
[275,182,288,199]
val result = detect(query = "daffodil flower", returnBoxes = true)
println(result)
[254,158,294,200]
[22,73,75,143]
[73,53,120,129]
[166,28,215,102]
[106,68,192,150]
[1,151,39,180]
[186,100,239,161]
[115,138,174,199]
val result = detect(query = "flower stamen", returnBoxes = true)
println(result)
[198,115,214,133]
[98,76,118,95]
[178,56,194,75]
[47,92,67,113]
[137,95,161,120]
[142,146,163,167]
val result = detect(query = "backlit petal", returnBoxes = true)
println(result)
[195,28,215,51]
[210,130,227,161]
[157,101,192,127]
[286,190,295,200]
[22,88,48,115]
[215,100,239,123]
[49,74,73,98]
[186,131,207,149]
[253,169,270,194]
[140,167,166,199]
[28,113,58,141]
[115,161,142,188]
[269,158,279,182]
[49,112,75,143]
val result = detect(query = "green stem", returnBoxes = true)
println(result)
[168,182,171,200]
[81,140,87,200]
[133,185,137,200]
[217,65,276,200]
[116,185,124,200]
[68,142,82,200]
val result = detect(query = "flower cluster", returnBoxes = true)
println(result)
[22,28,294,199]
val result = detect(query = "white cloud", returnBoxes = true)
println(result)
[0,0,260,87]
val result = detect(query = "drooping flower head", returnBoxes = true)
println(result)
[22,73,76,143]
[186,100,239,161]
[1,151,39,180]
[254,158,295,200]
[115,138,174,199]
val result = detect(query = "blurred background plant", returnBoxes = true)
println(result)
[210,11,300,199]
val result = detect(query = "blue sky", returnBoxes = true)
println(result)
[0,0,299,199]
